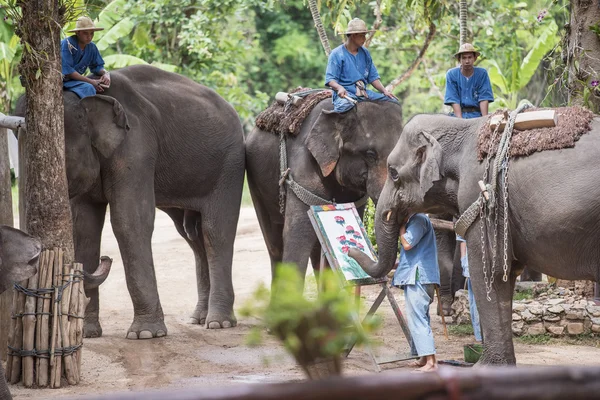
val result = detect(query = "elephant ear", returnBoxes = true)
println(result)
[80,95,130,158]
[304,110,343,177]
[417,131,444,198]
[0,226,41,294]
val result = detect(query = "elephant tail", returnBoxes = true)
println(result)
[183,210,200,241]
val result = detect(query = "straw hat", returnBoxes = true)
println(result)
[340,18,376,35]
[454,43,480,59]
[67,16,104,33]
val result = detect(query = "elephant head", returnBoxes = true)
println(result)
[15,93,130,198]
[0,225,41,293]
[304,101,402,202]
[349,115,444,278]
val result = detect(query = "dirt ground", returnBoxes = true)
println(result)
[7,206,600,398]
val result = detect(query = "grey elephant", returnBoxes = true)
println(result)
[246,100,402,279]
[0,226,42,400]
[16,64,245,339]
[350,113,600,365]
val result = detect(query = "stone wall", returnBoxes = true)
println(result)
[451,283,600,337]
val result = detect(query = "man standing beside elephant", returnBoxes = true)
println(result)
[392,213,440,372]
[325,18,398,113]
[444,43,494,119]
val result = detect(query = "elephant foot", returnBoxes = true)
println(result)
[205,311,237,329]
[83,319,103,338]
[189,304,208,325]
[475,348,516,366]
[126,317,168,340]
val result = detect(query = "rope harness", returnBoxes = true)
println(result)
[277,89,368,213]
[454,102,533,301]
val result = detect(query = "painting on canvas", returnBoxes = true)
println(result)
[308,203,381,284]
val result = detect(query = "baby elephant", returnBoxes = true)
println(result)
[0,226,42,400]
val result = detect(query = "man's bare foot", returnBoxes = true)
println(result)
[409,357,427,368]
[414,362,438,372]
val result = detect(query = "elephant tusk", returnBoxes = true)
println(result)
[386,210,392,221]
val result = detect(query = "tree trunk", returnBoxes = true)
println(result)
[0,126,13,361]
[18,1,74,261]
[566,0,600,113]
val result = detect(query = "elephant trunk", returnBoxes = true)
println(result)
[83,256,112,290]
[350,185,404,278]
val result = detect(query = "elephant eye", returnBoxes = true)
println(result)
[389,166,399,182]
[364,150,377,164]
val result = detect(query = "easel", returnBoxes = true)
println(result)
[308,204,418,372]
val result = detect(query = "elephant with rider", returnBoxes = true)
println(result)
[16,64,245,339]
[350,112,600,364]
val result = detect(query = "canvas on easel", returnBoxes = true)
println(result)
[307,203,417,371]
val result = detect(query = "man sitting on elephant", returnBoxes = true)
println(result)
[61,16,111,98]
[325,18,398,113]
[444,43,494,119]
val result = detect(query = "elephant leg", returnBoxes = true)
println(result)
[435,230,456,316]
[160,208,210,325]
[71,196,107,338]
[468,239,517,365]
[250,193,283,278]
[200,208,238,329]
[109,185,166,340]
[281,207,318,282]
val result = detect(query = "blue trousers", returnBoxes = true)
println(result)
[467,278,482,342]
[333,89,399,113]
[63,80,96,99]
[404,281,436,357]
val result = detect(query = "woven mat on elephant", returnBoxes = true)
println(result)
[255,87,332,136]
[477,106,595,161]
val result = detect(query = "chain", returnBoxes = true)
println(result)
[480,121,502,301]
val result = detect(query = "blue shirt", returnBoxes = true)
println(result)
[325,44,380,103]
[444,66,494,118]
[392,214,440,287]
[456,234,470,278]
[61,35,105,80]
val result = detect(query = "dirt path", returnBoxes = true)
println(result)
[8,207,600,398]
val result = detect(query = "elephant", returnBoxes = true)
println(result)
[0,226,42,400]
[246,99,402,280]
[15,64,245,339]
[349,113,600,365]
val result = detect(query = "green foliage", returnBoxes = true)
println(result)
[513,288,534,301]
[516,334,552,345]
[448,323,475,336]
[363,199,376,252]
[239,264,380,370]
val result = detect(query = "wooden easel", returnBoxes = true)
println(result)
[309,204,418,372]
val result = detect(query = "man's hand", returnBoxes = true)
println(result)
[337,87,347,98]
[99,72,111,86]
[90,79,104,93]
[382,89,398,101]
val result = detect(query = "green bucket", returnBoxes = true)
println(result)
[463,343,483,363]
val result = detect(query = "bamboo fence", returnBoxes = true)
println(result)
[5,248,86,388]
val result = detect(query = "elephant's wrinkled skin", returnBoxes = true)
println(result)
[0,226,42,400]
[16,65,245,339]
[350,114,600,365]
[246,100,401,279]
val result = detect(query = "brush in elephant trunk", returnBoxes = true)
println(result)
[22,259,39,387]
[38,249,54,387]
